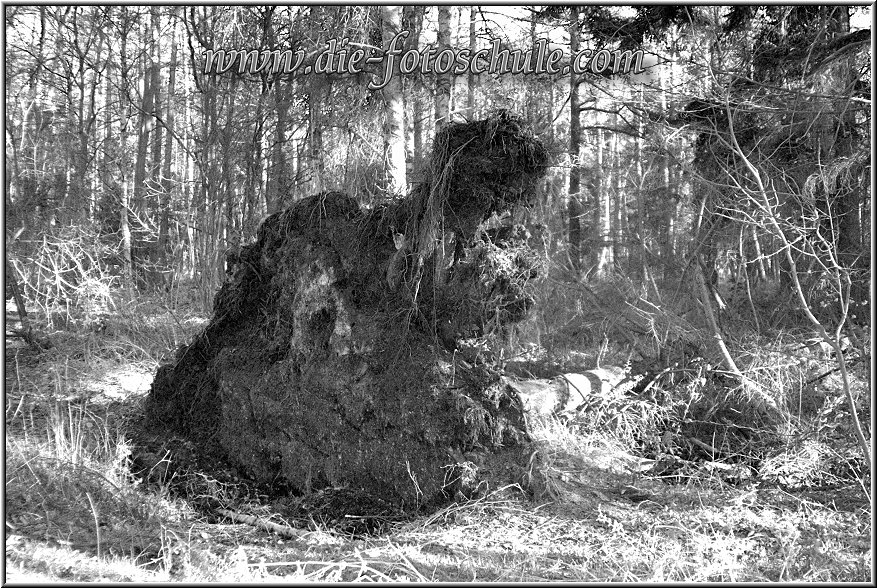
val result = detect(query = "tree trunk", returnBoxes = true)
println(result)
[158,8,178,267]
[381,5,407,196]
[402,7,424,167]
[567,6,583,271]
[661,47,678,279]
[243,93,265,238]
[750,225,768,282]
[593,128,611,275]
[266,13,288,214]
[184,87,196,280]
[82,17,100,224]
[118,7,133,282]
[120,179,133,283]
[635,85,646,279]
[466,6,476,118]
[133,16,156,229]
[434,7,452,128]
[149,6,163,199]
[612,116,622,266]
[221,89,238,271]
[596,127,614,276]
[307,76,323,195]
[67,8,93,224]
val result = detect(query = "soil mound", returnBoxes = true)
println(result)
[146,111,549,508]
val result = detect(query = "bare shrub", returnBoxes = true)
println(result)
[9,225,120,330]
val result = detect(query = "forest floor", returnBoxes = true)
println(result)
[4,296,872,582]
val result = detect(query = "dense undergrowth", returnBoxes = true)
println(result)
[4,236,872,581]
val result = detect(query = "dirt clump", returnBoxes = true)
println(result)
[146,111,549,510]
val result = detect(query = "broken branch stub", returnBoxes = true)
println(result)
[146,111,549,508]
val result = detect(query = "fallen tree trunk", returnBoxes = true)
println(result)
[505,367,629,418]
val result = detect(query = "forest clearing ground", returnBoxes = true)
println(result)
[4,300,872,582]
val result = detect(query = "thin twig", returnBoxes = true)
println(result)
[85,491,101,560]
[217,508,308,538]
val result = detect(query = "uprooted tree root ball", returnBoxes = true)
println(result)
[145,111,550,512]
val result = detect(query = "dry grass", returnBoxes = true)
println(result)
[4,291,872,582]
[5,375,185,576]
